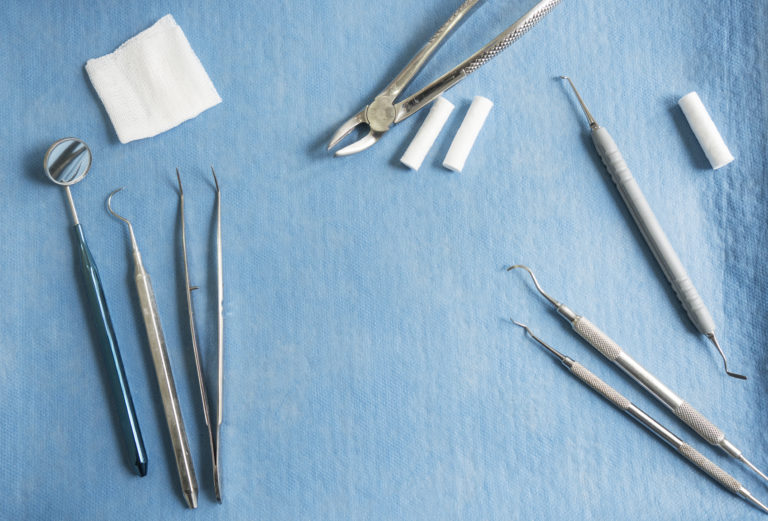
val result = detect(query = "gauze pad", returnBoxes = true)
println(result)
[86,15,222,144]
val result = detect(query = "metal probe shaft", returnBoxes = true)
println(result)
[108,189,198,508]
[508,264,768,484]
[513,321,768,515]
[559,75,744,380]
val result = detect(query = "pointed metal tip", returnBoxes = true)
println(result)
[558,75,599,129]
[739,454,768,483]
[507,264,561,308]
[707,333,747,380]
[175,168,183,194]
[106,187,124,216]
[742,488,768,515]
[211,166,220,191]
[106,188,134,228]
[512,320,566,361]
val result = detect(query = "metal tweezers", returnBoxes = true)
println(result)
[328,0,562,156]
[176,168,224,503]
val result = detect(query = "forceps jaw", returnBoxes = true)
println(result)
[334,129,385,157]
[327,110,366,151]
[327,102,390,156]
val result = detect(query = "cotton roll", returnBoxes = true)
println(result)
[678,91,734,170]
[400,97,454,170]
[443,96,493,172]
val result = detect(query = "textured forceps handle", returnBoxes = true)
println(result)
[590,127,715,336]
[381,0,481,101]
[396,0,562,122]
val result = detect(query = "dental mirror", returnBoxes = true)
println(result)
[43,137,92,224]
[43,137,91,185]
[42,137,148,476]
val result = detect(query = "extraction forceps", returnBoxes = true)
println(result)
[107,188,198,509]
[328,0,562,156]
[176,168,224,502]
[559,75,744,380]
[508,264,768,483]
[512,321,768,515]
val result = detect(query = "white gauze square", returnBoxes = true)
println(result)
[85,14,222,143]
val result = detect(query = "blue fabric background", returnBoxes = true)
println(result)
[2,0,767,519]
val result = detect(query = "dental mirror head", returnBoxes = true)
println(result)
[43,137,92,186]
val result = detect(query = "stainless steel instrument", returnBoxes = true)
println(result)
[176,168,224,503]
[107,188,198,509]
[328,0,562,156]
[513,321,768,515]
[508,264,768,483]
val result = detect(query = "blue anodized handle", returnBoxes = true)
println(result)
[73,223,147,476]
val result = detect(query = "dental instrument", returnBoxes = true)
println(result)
[176,168,223,502]
[212,167,224,503]
[512,321,768,515]
[43,138,147,477]
[328,0,561,156]
[107,188,198,509]
[559,76,744,380]
[508,264,768,483]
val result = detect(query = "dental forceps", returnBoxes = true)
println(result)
[512,321,768,515]
[107,188,198,509]
[176,168,224,502]
[327,0,562,156]
[508,264,768,484]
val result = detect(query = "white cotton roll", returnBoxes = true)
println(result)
[678,91,734,170]
[443,96,493,172]
[400,97,455,170]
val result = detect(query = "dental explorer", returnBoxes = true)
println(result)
[43,138,147,477]
[107,188,198,509]
[508,264,768,484]
[512,321,768,515]
[176,168,223,502]
[559,75,744,380]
